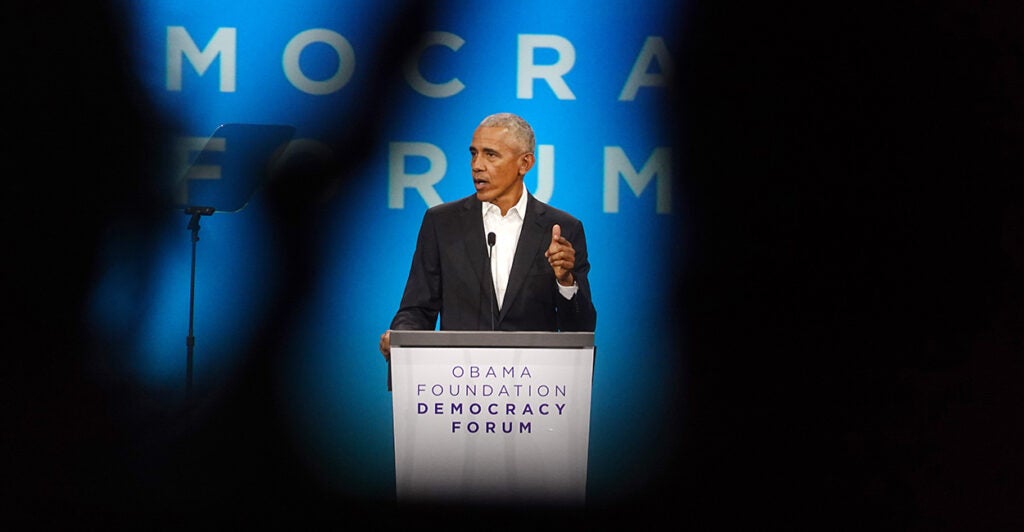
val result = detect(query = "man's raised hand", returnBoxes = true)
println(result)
[545,224,576,286]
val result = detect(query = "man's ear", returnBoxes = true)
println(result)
[519,152,535,176]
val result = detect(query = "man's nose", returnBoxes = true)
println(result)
[471,153,485,171]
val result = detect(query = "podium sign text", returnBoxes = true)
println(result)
[390,331,595,505]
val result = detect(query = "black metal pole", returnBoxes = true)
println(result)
[184,206,214,394]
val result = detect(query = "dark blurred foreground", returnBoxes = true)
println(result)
[4,1,1023,529]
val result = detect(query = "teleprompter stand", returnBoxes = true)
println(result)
[183,205,215,392]
[177,123,295,394]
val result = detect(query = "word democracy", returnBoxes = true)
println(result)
[167,28,672,101]
[419,402,566,416]
[417,402,567,435]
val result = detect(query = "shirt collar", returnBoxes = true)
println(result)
[482,182,528,219]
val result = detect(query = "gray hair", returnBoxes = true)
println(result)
[478,113,536,154]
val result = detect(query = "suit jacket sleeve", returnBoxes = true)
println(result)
[389,209,442,331]
[555,218,597,332]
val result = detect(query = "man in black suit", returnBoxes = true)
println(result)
[379,112,597,365]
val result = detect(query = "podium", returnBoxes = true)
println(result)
[389,330,596,506]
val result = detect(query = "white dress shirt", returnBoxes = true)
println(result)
[482,184,577,310]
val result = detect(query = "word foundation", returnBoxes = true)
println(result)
[416,383,566,397]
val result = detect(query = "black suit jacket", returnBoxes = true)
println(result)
[390,192,597,333]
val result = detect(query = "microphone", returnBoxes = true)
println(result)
[487,232,496,330]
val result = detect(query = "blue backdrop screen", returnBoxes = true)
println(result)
[92,0,685,504]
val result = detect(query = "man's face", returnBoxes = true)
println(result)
[469,126,534,212]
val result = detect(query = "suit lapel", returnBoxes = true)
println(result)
[498,194,547,322]
[457,195,494,314]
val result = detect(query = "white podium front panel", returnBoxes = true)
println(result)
[390,341,594,505]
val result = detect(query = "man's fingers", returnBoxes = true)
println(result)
[548,247,575,268]
[380,330,391,359]
[546,225,573,259]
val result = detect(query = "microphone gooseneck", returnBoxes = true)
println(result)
[487,232,496,330]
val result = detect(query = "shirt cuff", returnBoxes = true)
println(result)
[556,280,578,300]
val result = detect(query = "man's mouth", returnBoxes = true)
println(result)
[474,178,488,190]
